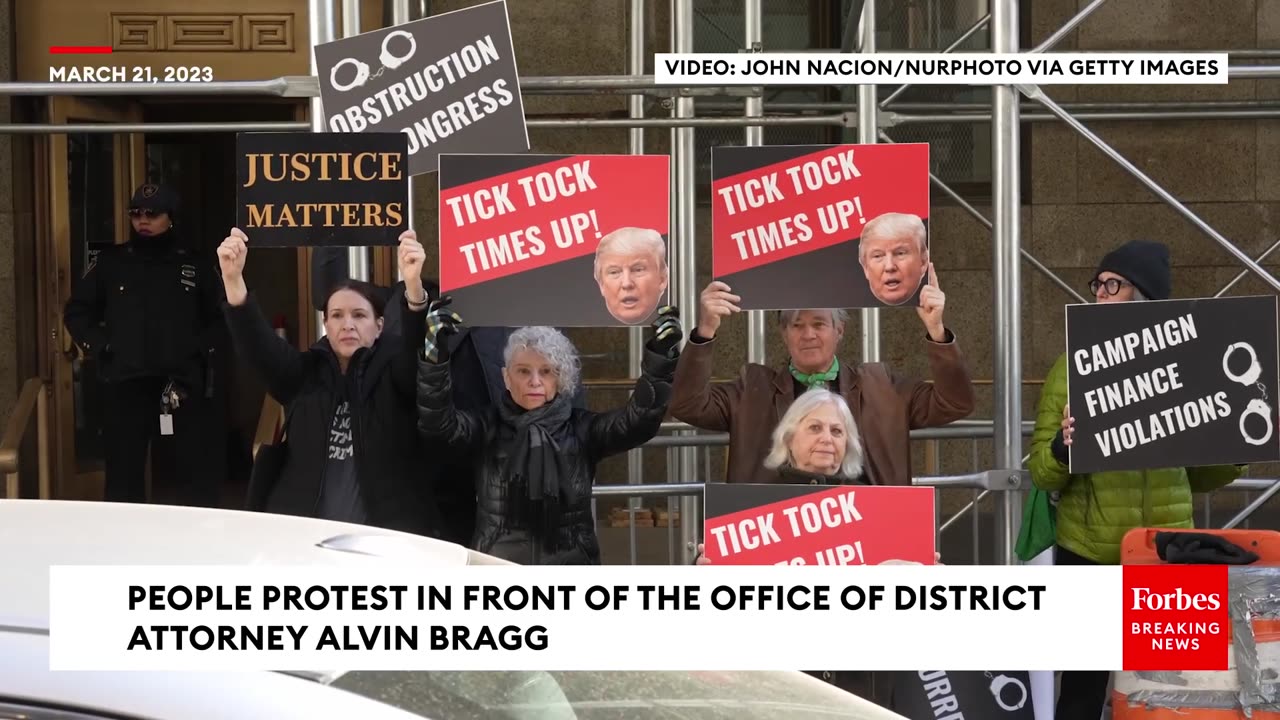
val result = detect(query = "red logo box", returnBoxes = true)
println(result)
[1122,564,1230,671]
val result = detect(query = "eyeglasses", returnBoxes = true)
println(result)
[1089,277,1132,296]
[128,208,161,219]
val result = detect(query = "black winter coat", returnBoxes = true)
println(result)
[63,232,224,393]
[416,346,676,565]
[227,293,439,536]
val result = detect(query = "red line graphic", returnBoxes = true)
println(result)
[49,46,113,54]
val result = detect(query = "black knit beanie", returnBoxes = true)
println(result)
[1095,239,1171,300]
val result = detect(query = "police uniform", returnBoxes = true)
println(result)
[63,183,227,506]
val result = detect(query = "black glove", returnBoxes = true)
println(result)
[633,375,672,410]
[423,296,464,364]
[646,305,683,358]
[1051,428,1069,466]
[1155,531,1260,565]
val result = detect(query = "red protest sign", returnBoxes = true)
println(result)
[711,143,930,310]
[702,483,936,566]
[439,153,670,327]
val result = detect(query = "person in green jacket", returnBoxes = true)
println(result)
[1028,239,1244,720]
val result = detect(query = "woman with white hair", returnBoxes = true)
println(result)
[763,387,866,484]
[416,298,683,565]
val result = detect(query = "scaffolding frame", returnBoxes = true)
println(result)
[6,0,1280,565]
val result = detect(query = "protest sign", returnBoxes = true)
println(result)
[702,483,936,566]
[711,143,930,310]
[438,153,670,327]
[1066,295,1280,474]
[313,0,529,176]
[235,132,408,247]
[892,670,1036,720]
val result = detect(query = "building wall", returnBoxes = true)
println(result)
[0,0,15,424]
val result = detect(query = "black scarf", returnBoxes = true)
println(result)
[498,393,574,559]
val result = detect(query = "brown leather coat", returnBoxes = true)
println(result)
[669,329,976,485]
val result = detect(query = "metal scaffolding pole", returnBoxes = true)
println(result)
[744,0,766,365]
[673,0,700,565]
[346,0,370,284]
[393,0,415,283]
[309,0,336,340]
[993,0,1021,567]
[1022,84,1280,295]
[1031,0,1108,53]
[858,0,880,363]
[880,13,990,108]
[626,0,646,528]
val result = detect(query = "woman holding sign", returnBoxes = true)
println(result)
[414,303,682,565]
[217,227,441,537]
[1027,239,1243,720]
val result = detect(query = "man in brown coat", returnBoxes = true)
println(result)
[670,262,975,486]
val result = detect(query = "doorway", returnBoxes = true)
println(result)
[40,96,309,506]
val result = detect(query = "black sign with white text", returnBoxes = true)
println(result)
[1066,295,1280,474]
[892,670,1035,720]
[235,131,409,247]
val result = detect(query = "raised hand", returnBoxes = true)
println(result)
[697,281,741,339]
[398,230,427,305]
[648,305,683,357]
[217,228,249,280]
[217,228,250,306]
[916,262,947,342]
[423,295,464,364]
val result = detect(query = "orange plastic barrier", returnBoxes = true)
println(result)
[1112,528,1280,720]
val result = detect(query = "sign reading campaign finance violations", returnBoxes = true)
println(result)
[235,132,409,248]
[711,143,930,310]
[438,153,670,327]
[313,0,529,176]
[1066,295,1280,474]
[702,483,936,566]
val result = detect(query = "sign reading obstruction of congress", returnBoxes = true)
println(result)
[438,153,670,327]
[235,132,409,247]
[1066,295,1280,474]
[711,143,930,310]
[702,483,936,566]
[313,0,529,176]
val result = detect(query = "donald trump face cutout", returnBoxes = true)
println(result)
[858,212,929,306]
[594,227,669,325]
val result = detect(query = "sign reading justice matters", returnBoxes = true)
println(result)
[235,132,409,247]
[1066,295,1280,474]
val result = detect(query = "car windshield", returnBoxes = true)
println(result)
[324,670,903,719]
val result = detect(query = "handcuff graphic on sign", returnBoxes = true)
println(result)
[1223,341,1273,446]
[986,672,1029,712]
[329,30,418,92]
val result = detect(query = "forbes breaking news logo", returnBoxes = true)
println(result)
[1122,565,1230,671]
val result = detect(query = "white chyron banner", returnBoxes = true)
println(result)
[48,564,1123,672]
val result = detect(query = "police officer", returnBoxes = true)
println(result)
[63,182,227,506]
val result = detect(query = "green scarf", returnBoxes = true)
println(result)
[789,357,839,388]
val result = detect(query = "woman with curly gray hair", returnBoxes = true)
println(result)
[416,298,683,565]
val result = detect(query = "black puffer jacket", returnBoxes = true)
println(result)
[416,345,675,565]
[229,293,439,536]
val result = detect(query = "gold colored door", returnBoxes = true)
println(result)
[43,97,145,500]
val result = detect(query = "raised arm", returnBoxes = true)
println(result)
[415,298,485,450]
[391,231,430,397]
[218,228,306,404]
[586,307,681,459]
[900,262,976,428]
[896,329,977,428]
[669,281,743,431]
